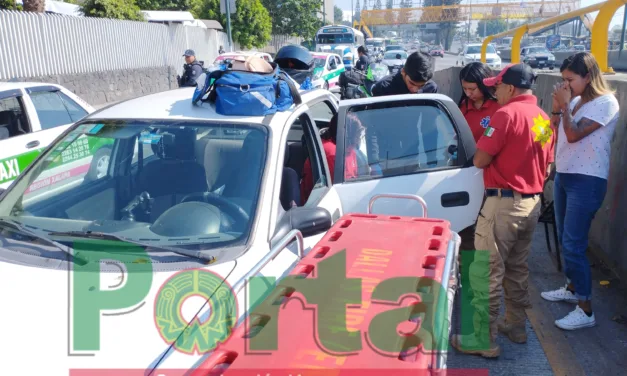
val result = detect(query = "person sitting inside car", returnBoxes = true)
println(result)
[300,113,363,205]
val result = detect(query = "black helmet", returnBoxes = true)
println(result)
[275,44,314,70]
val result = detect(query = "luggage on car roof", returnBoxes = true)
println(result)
[193,55,302,116]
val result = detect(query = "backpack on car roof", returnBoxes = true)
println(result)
[193,55,302,116]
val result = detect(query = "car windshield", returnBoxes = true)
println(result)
[317,34,354,44]
[384,51,408,59]
[0,120,268,257]
[313,57,327,68]
[386,45,403,51]
[373,40,384,47]
[466,45,496,54]
[528,47,550,54]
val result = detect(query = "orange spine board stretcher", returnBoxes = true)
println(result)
[193,213,460,376]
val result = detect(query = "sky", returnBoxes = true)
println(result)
[336,0,625,29]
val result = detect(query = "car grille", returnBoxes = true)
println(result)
[536,57,548,61]
[388,65,402,73]
[486,58,495,63]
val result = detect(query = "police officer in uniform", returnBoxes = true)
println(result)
[451,64,555,358]
[178,49,204,87]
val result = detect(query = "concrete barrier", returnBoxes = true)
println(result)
[434,67,627,282]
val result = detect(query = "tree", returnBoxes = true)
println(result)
[334,5,343,24]
[476,19,507,38]
[259,0,323,41]
[0,0,20,9]
[192,0,271,49]
[22,0,45,12]
[373,0,382,10]
[135,0,190,11]
[81,0,145,20]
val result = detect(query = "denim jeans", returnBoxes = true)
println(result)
[554,172,607,301]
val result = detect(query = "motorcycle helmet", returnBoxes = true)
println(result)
[275,44,315,85]
[275,44,314,70]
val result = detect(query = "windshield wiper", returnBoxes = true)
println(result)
[0,219,88,265]
[47,230,216,264]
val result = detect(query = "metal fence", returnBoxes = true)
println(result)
[257,34,304,55]
[0,10,241,80]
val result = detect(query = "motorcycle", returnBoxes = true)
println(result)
[340,63,389,99]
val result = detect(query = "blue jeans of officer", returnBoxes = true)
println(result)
[553,172,607,302]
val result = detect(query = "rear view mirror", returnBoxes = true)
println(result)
[271,206,333,247]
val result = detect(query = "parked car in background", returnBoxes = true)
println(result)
[381,50,408,74]
[0,82,96,190]
[459,43,502,69]
[429,45,445,57]
[520,45,556,70]
[311,52,345,90]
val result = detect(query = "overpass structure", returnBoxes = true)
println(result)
[357,0,580,25]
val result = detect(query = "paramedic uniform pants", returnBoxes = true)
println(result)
[470,190,541,341]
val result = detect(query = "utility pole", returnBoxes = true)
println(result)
[620,4,627,57]
[352,0,355,25]
[224,0,234,52]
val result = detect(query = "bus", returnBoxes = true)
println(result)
[315,25,365,70]
[366,37,386,52]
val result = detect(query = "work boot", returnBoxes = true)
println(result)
[450,334,500,358]
[497,318,527,344]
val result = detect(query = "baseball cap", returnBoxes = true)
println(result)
[483,63,536,89]
[183,49,196,57]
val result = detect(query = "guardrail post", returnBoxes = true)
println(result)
[511,26,528,64]
[591,0,627,73]
[481,36,495,63]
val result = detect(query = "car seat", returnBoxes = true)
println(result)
[0,111,21,137]
[280,167,300,211]
[221,130,266,214]
[137,127,208,222]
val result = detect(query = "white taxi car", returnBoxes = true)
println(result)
[0,82,96,189]
[0,86,483,374]
[311,52,345,91]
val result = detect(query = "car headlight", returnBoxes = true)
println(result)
[527,57,536,61]
[549,56,555,61]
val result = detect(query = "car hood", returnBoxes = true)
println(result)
[0,242,238,375]
[527,52,554,57]
[465,53,500,60]
[382,59,406,66]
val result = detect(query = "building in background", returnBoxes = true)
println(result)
[318,0,334,25]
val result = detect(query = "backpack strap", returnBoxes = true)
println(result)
[278,71,302,105]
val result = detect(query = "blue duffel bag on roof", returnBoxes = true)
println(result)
[193,56,302,116]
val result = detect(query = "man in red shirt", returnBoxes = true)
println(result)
[451,64,555,358]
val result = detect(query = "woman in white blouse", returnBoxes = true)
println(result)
[541,52,619,331]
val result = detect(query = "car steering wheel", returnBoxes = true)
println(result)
[180,192,250,229]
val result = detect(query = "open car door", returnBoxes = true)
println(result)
[333,94,484,233]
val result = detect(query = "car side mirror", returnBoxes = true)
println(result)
[497,51,501,55]
[270,206,333,248]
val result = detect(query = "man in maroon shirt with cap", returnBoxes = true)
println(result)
[451,63,555,358]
